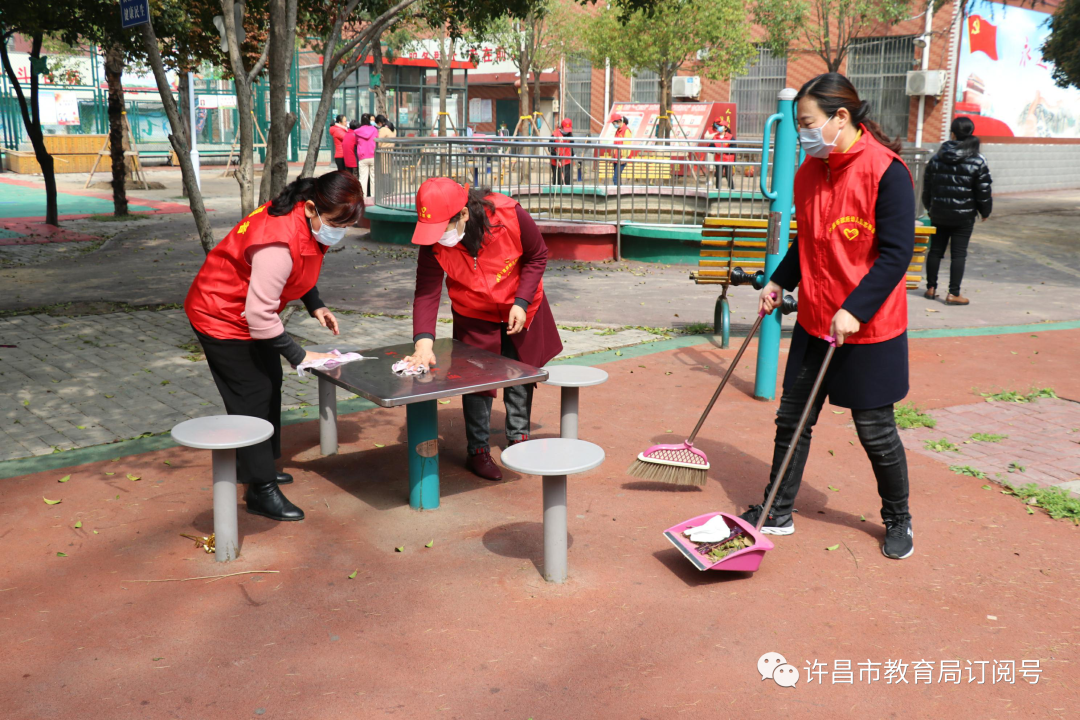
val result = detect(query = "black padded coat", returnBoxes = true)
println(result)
[921,140,993,226]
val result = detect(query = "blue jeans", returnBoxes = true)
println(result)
[611,162,626,186]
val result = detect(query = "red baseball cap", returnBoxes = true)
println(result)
[412,177,468,246]
[560,118,572,131]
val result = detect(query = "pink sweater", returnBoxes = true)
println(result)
[244,243,294,339]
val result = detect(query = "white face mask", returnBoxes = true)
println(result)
[312,208,347,246]
[436,225,462,248]
[798,115,840,159]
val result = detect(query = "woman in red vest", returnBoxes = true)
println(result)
[185,171,364,521]
[741,73,916,560]
[402,178,562,481]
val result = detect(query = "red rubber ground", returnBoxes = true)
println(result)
[2,330,1078,718]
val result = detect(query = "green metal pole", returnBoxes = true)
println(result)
[406,400,440,510]
[754,88,798,401]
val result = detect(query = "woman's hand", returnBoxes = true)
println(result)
[506,305,527,335]
[829,308,861,346]
[314,307,339,335]
[301,350,337,364]
[403,338,437,370]
[758,281,783,316]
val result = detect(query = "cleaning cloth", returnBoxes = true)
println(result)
[296,349,374,377]
[683,515,733,544]
[392,359,429,377]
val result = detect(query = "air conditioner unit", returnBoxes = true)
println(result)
[672,76,701,99]
[906,70,945,96]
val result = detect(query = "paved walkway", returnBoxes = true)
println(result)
[0,309,662,462]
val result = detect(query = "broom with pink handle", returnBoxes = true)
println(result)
[626,293,776,486]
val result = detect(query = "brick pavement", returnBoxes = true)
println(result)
[0,309,670,462]
[899,397,1080,494]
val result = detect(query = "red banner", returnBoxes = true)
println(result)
[968,15,998,61]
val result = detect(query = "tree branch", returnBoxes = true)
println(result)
[247,41,270,85]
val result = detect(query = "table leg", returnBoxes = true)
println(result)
[560,386,580,440]
[319,376,338,456]
[542,474,568,583]
[211,448,240,562]
[406,400,440,510]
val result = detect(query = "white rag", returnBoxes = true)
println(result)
[296,349,374,377]
[683,515,733,544]
[392,359,428,377]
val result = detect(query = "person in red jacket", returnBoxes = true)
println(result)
[185,172,364,521]
[742,73,917,561]
[550,118,573,186]
[610,115,631,186]
[402,178,563,481]
[329,115,349,172]
[704,120,735,190]
[341,120,360,177]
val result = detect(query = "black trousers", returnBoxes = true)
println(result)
[759,338,911,522]
[551,164,572,185]
[462,326,535,453]
[196,330,283,484]
[926,220,975,296]
[334,157,346,172]
[714,164,734,189]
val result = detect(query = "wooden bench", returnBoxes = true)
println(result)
[691,217,935,348]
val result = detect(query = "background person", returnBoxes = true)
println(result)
[744,73,917,561]
[342,120,360,178]
[375,114,397,186]
[610,115,631,186]
[921,116,993,306]
[329,115,348,172]
[402,178,562,482]
[184,172,364,522]
[355,113,379,199]
[550,118,573,186]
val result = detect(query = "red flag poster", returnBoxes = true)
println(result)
[967,15,998,61]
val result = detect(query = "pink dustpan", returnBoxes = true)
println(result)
[664,512,774,572]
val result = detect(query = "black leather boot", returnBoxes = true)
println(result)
[244,482,305,521]
[275,472,293,485]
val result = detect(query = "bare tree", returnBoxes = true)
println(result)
[265,0,298,199]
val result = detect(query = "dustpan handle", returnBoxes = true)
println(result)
[756,338,837,530]
[686,295,775,444]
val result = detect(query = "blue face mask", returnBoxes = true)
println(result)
[312,208,347,246]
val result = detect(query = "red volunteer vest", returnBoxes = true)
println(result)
[551,129,571,166]
[185,202,327,339]
[430,194,545,327]
[792,130,911,344]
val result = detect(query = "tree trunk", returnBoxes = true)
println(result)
[301,71,345,178]
[659,73,671,140]
[517,44,531,136]
[221,0,256,217]
[104,44,129,216]
[437,32,451,137]
[259,113,296,204]
[532,69,541,126]
[372,41,387,115]
[140,23,216,253]
[1,33,59,226]
[177,70,191,198]
[267,0,298,197]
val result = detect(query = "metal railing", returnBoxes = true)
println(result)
[373,136,788,232]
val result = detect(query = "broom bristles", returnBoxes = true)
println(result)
[626,458,708,486]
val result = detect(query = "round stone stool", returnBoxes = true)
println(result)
[542,365,609,439]
[171,415,274,562]
[500,438,605,583]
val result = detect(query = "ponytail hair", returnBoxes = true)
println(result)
[950,115,980,154]
[795,73,902,154]
[269,171,365,226]
[460,186,497,256]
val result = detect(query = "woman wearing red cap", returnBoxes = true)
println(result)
[550,118,574,186]
[403,178,563,481]
[185,171,364,521]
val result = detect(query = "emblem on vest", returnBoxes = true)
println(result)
[828,215,875,240]
[495,257,518,283]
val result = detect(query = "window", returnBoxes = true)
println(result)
[730,47,787,137]
[631,69,659,103]
[847,36,916,142]
[565,57,592,133]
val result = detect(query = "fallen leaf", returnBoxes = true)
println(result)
[43,497,62,505]
[982,485,991,490]
[831,410,844,415]
[104,472,115,476]
[827,485,840,492]
[825,544,840,551]
[614,350,622,356]
[152,657,164,662]
[58,475,70,483]
[859,515,866,522]
[127,474,141,482]
[114,494,119,500]
[348,569,358,579]
[93,530,99,535]
[664,372,672,375]
[438,400,450,405]
[425,540,434,548]
[163,460,171,466]
[665,429,673,433]
[76,425,85,429]
[374,443,385,448]
[395,546,404,552]
[74,521,82,528]
[827,450,834,456]
[56,552,67,557]
[986,615,997,620]
[926,308,940,313]
[104,394,114,399]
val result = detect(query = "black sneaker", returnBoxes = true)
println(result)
[882,518,914,559]
[739,505,795,536]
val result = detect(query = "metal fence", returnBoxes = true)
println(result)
[374,136,790,234]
